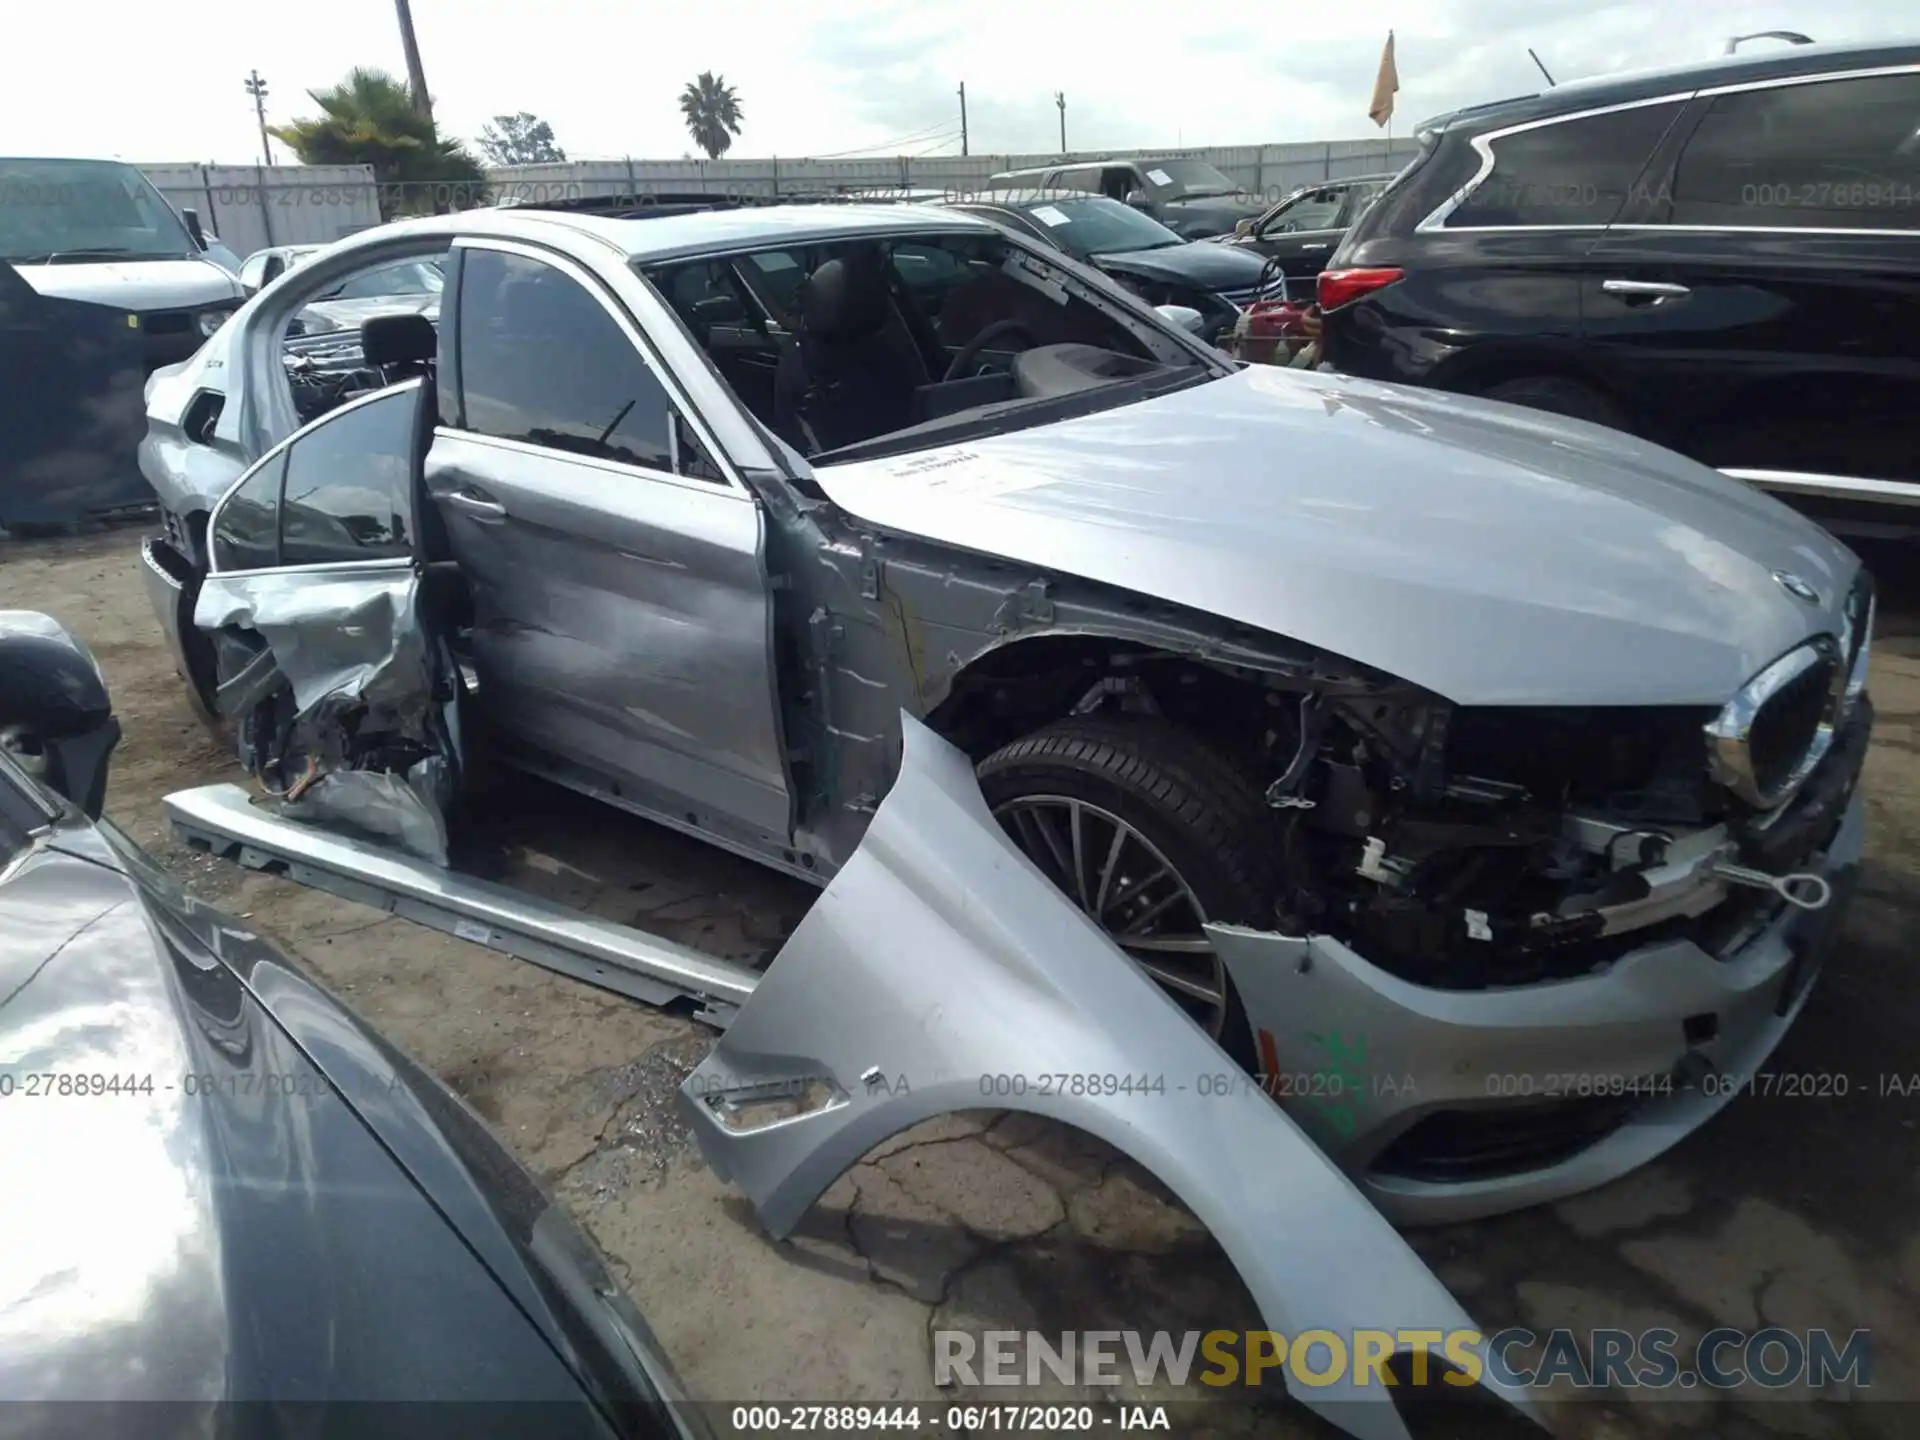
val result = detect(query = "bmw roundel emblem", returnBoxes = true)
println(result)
[1773,571,1821,605]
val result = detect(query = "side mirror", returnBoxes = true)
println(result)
[1234,218,1256,237]
[0,612,119,819]
[182,207,208,251]
[1154,304,1206,335]
[1124,189,1151,209]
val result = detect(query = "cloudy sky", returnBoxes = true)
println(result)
[5,0,1910,165]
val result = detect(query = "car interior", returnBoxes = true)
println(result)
[648,232,1196,459]
[280,248,452,424]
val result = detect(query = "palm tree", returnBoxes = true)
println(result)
[679,72,744,160]
[271,67,487,219]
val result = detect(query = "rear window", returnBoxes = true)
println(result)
[1446,101,1685,227]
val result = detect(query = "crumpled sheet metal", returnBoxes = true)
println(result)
[195,568,450,865]
[195,569,431,719]
[679,715,1537,1440]
[279,755,452,868]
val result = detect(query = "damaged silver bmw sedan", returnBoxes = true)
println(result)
[140,205,1871,1246]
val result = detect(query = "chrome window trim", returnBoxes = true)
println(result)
[205,380,425,578]
[1722,469,1920,509]
[449,235,748,493]
[1608,223,1920,237]
[1416,94,1695,234]
[1691,60,1920,99]
[1417,61,1920,236]
[431,427,751,501]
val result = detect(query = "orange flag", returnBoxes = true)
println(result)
[1369,31,1399,129]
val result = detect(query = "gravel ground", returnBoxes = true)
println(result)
[5,521,1920,1439]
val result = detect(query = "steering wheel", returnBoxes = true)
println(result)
[943,320,1038,382]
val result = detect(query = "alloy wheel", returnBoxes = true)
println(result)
[991,794,1229,1037]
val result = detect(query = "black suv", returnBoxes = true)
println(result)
[1318,41,1920,537]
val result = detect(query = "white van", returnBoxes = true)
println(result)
[2,156,245,375]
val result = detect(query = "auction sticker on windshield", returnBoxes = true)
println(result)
[1031,205,1070,227]
[1146,169,1173,186]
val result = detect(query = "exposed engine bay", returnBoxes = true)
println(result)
[1270,689,1858,988]
[1025,640,1867,993]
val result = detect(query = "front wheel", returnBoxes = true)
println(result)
[976,716,1278,1063]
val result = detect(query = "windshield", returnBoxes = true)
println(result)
[321,259,444,300]
[1014,197,1184,257]
[647,229,1219,468]
[1140,159,1241,199]
[0,157,197,263]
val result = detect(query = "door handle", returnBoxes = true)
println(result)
[1301,243,1329,250]
[445,490,507,520]
[1601,279,1690,302]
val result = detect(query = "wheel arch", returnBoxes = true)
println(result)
[1425,341,1629,415]
[923,627,1300,768]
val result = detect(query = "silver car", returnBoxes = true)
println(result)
[140,204,1873,1228]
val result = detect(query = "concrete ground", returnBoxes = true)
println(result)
[5,525,1919,1439]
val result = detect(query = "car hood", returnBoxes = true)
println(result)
[0,812,689,1429]
[12,257,242,311]
[1093,239,1272,293]
[813,365,1858,707]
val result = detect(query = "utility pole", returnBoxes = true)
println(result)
[393,0,434,122]
[243,70,273,165]
[1054,91,1066,154]
[957,81,969,156]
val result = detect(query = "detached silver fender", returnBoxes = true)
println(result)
[680,716,1536,1440]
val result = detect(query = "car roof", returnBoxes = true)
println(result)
[315,203,999,268]
[1419,39,1920,134]
[953,190,1128,210]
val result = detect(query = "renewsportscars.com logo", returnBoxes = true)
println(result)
[934,1327,1873,1392]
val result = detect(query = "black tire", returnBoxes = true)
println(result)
[976,715,1278,1067]
[1483,375,1629,432]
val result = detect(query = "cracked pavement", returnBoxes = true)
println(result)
[7,524,1920,1438]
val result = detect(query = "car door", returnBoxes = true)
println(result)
[1245,185,1350,269]
[1581,68,1920,496]
[238,251,271,294]
[425,238,794,846]
[194,379,465,860]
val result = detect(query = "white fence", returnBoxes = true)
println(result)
[142,164,383,259]
[138,139,1418,259]
[484,138,1422,208]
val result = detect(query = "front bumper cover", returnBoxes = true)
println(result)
[1211,787,1866,1226]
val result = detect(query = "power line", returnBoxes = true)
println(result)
[907,130,964,158]
[810,120,961,159]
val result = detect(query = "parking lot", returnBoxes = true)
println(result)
[3,520,1916,1437]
